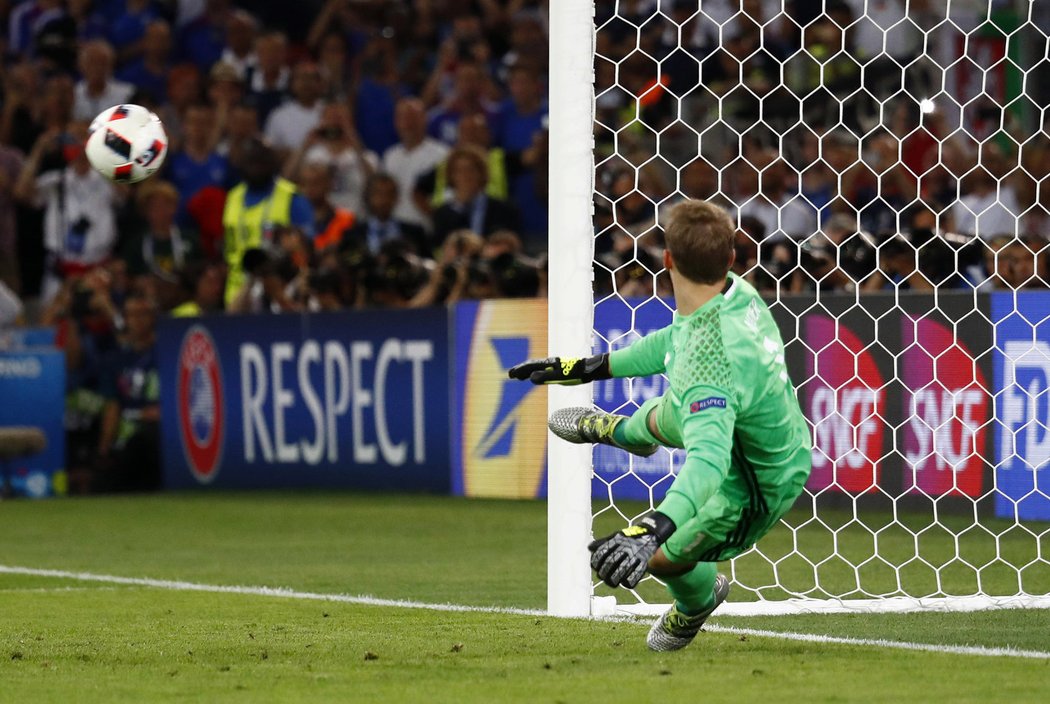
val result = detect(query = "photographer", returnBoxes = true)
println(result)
[14,121,120,304]
[96,295,161,493]
[284,102,378,216]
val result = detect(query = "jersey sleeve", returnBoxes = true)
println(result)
[289,193,316,237]
[656,383,736,528]
[608,326,671,378]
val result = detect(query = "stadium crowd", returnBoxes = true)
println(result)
[0,0,551,491]
[0,0,1045,491]
[591,0,1050,298]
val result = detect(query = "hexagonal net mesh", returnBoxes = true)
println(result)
[577,1,1050,615]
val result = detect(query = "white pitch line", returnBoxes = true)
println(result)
[2,565,1048,661]
[703,625,1050,660]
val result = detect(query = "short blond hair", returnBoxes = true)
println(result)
[663,199,735,284]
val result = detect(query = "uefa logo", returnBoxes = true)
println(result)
[177,325,224,483]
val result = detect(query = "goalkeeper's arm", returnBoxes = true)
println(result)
[508,326,673,384]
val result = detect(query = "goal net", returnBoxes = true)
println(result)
[548,0,1050,617]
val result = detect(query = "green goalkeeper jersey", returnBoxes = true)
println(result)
[608,273,812,529]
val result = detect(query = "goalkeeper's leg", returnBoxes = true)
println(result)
[645,551,729,652]
[547,396,669,458]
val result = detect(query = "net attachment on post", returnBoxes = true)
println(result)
[582,1,1050,616]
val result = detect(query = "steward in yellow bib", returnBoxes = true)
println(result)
[222,139,315,303]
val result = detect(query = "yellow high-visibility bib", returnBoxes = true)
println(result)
[222,178,297,303]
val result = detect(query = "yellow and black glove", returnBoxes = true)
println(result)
[507,354,611,385]
[588,512,676,588]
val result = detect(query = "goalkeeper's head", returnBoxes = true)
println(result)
[662,199,736,285]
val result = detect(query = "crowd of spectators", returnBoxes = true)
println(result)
[591,0,1050,298]
[0,0,550,491]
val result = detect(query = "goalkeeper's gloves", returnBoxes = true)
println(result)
[507,353,611,385]
[588,512,676,589]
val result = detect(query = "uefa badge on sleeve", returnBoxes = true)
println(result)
[177,326,225,483]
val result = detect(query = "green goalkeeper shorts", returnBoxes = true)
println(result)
[660,446,809,565]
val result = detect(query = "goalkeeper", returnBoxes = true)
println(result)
[509,199,811,651]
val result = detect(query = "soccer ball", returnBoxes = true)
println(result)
[85,104,168,183]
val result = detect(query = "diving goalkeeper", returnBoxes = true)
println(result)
[509,199,811,651]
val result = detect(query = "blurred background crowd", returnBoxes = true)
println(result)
[592,0,1050,299]
[0,0,1048,491]
[0,0,551,492]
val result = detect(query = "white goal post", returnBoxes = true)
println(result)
[548,0,1050,617]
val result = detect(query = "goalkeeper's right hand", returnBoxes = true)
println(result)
[507,354,611,385]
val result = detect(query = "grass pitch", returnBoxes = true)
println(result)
[1,493,1048,702]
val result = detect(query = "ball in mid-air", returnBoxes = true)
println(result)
[85,104,168,183]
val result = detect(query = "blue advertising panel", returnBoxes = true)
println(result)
[992,292,1050,520]
[157,309,451,491]
[592,296,682,502]
[0,349,66,497]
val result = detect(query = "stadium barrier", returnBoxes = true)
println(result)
[156,292,1048,519]
[157,309,452,492]
[0,347,65,497]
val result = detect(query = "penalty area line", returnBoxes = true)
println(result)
[2,564,1048,660]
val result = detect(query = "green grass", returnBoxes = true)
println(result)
[1,493,1048,702]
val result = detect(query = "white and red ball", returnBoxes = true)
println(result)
[85,104,168,183]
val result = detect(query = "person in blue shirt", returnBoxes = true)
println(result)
[166,104,231,223]
[496,64,549,246]
[115,19,172,103]
[108,0,161,62]
[178,0,229,70]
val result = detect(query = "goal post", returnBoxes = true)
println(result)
[547,0,597,617]
[547,1,1050,617]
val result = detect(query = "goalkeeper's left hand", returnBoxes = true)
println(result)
[588,512,676,588]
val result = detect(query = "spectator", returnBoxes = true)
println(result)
[0,278,23,327]
[432,146,519,246]
[207,62,246,136]
[285,102,378,216]
[121,180,201,281]
[264,62,326,161]
[737,157,819,245]
[155,64,201,148]
[383,97,450,232]
[950,165,1022,241]
[355,32,410,155]
[426,61,497,145]
[178,0,231,71]
[15,122,120,303]
[316,31,350,102]
[8,0,65,57]
[216,100,259,167]
[96,294,161,492]
[1,62,41,149]
[0,144,26,293]
[171,260,225,317]
[72,40,134,122]
[248,31,290,126]
[115,19,173,104]
[342,173,427,256]
[221,138,313,303]
[219,10,259,81]
[499,66,550,245]
[297,162,354,252]
[421,112,508,208]
[166,104,230,213]
[108,0,162,63]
